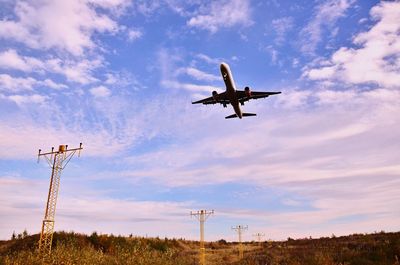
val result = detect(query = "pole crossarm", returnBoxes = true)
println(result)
[190,210,214,220]
[232,225,248,260]
[190,209,214,265]
[38,144,83,257]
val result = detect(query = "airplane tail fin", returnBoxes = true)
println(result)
[225,113,257,119]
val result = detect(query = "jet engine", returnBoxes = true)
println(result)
[245,86,251,97]
[212,91,219,101]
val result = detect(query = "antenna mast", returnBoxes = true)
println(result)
[37,143,83,257]
[232,225,248,259]
[190,210,214,265]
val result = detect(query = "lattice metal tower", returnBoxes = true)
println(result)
[232,225,248,259]
[252,232,265,246]
[37,144,83,257]
[190,210,214,265]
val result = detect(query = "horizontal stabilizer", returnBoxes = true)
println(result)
[242,113,257,117]
[225,114,238,119]
[225,113,257,119]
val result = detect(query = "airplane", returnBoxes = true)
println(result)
[192,63,281,119]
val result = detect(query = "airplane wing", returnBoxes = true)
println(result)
[192,92,229,105]
[236,90,281,102]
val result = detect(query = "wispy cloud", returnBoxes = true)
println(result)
[0,49,103,85]
[90,85,111,98]
[271,17,294,45]
[186,0,253,33]
[7,94,48,106]
[158,48,223,94]
[0,175,195,239]
[300,0,355,54]
[127,28,143,41]
[116,87,400,238]
[178,67,220,82]
[195,54,221,65]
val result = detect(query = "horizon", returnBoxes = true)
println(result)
[5,229,397,243]
[0,0,399,241]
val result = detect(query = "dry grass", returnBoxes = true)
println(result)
[1,231,399,265]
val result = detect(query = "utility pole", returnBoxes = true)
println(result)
[232,225,248,259]
[190,210,214,265]
[252,232,265,246]
[37,144,82,257]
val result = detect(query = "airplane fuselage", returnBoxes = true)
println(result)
[220,63,243,118]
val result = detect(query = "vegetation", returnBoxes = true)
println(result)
[0,231,399,264]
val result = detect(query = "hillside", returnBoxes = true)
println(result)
[0,231,399,265]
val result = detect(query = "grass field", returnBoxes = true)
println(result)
[0,231,399,265]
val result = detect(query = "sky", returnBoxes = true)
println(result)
[0,0,399,242]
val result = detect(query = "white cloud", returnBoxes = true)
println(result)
[0,0,120,56]
[0,113,134,159]
[161,80,222,93]
[187,0,252,33]
[0,49,102,84]
[303,1,400,88]
[41,79,68,90]
[0,74,36,91]
[300,0,355,54]
[275,88,311,108]
[0,73,68,92]
[104,71,141,90]
[0,49,44,72]
[158,48,223,94]
[127,29,143,41]
[90,85,111,97]
[7,94,48,105]
[262,45,279,65]
[89,0,131,11]
[271,17,294,45]
[133,1,162,17]
[45,57,103,84]
[179,67,220,82]
[195,53,221,65]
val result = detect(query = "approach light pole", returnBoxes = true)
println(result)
[37,144,82,257]
[232,225,248,259]
[252,232,265,246]
[190,210,214,265]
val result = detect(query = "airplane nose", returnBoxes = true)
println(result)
[220,62,229,72]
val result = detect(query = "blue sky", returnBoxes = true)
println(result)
[0,0,399,241]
